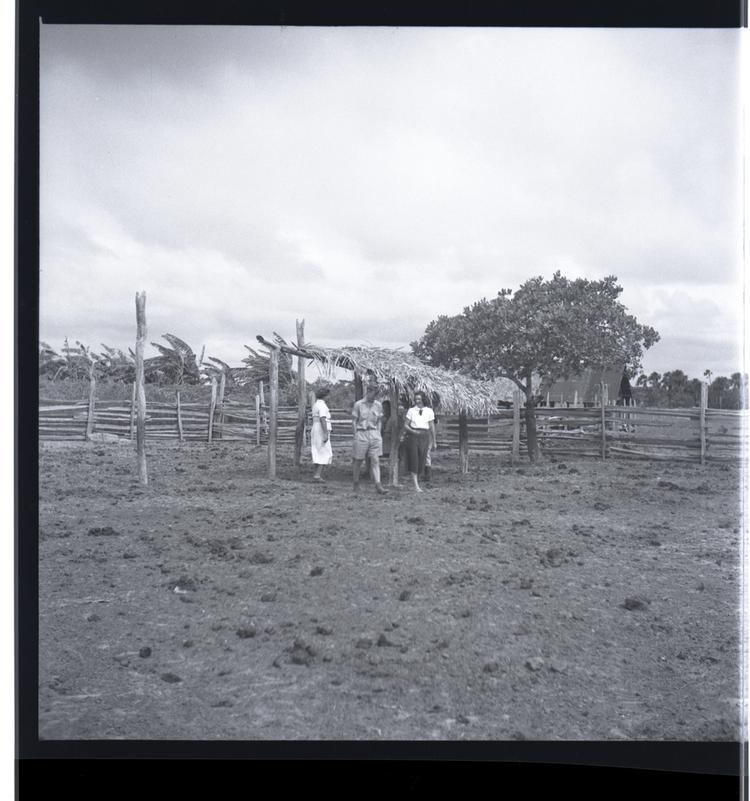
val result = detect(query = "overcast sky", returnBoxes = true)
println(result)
[39,25,744,379]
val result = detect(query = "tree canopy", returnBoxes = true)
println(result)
[413,272,659,387]
[412,272,660,459]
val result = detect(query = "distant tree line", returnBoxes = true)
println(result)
[39,334,295,399]
[633,370,747,409]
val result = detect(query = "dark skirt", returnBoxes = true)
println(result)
[405,429,430,475]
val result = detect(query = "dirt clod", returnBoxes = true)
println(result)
[87,527,119,537]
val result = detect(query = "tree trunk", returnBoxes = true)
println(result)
[524,378,539,462]
[511,389,521,464]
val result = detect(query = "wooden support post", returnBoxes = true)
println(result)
[255,394,261,446]
[268,345,280,478]
[129,381,136,441]
[85,366,96,441]
[135,291,148,485]
[294,318,306,468]
[700,381,708,465]
[389,381,400,487]
[259,380,265,407]
[176,390,183,442]
[600,381,607,460]
[208,377,217,443]
[354,372,364,401]
[217,372,226,440]
[458,409,469,475]
[512,390,521,464]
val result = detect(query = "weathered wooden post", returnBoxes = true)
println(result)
[129,381,136,440]
[259,380,265,407]
[217,371,226,440]
[354,372,364,401]
[512,389,521,464]
[600,381,608,460]
[85,361,96,441]
[389,380,400,487]
[255,393,261,446]
[268,344,280,478]
[458,409,469,475]
[176,390,184,442]
[208,376,217,443]
[294,318,306,468]
[700,381,708,465]
[135,291,148,485]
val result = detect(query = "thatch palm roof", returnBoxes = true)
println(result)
[256,336,503,415]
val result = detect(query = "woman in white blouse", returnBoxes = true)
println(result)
[311,387,333,481]
[403,391,436,492]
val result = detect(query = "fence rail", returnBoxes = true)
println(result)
[38,392,745,463]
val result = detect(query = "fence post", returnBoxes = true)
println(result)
[135,291,148,485]
[86,366,96,441]
[268,345,280,478]
[129,381,136,440]
[600,381,607,460]
[217,372,226,440]
[512,390,521,464]
[176,390,184,442]
[294,318,306,468]
[458,409,469,474]
[255,394,261,446]
[208,377,217,443]
[389,380,400,487]
[700,381,707,465]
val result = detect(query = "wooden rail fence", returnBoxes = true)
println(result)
[39,389,745,464]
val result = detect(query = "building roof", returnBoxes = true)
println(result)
[542,368,629,404]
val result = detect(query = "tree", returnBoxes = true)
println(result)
[144,334,204,385]
[412,272,659,460]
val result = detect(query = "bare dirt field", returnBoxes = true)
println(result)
[38,440,743,740]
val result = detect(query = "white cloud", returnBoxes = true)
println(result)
[39,26,744,379]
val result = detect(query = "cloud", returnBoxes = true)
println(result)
[39,26,743,380]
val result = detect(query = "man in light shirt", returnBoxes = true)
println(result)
[351,383,388,494]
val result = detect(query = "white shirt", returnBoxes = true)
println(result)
[312,399,332,432]
[405,406,435,430]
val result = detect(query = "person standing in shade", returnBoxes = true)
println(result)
[310,386,332,481]
[351,384,388,494]
[403,391,436,492]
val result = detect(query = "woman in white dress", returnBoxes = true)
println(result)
[311,386,333,481]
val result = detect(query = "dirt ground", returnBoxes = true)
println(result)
[38,440,743,740]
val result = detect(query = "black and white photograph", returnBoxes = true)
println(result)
[33,22,745,746]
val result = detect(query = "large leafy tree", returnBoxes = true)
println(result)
[412,272,659,460]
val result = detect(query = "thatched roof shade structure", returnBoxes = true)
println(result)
[294,342,501,416]
[256,331,511,481]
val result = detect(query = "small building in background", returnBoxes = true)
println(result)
[541,369,632,407]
